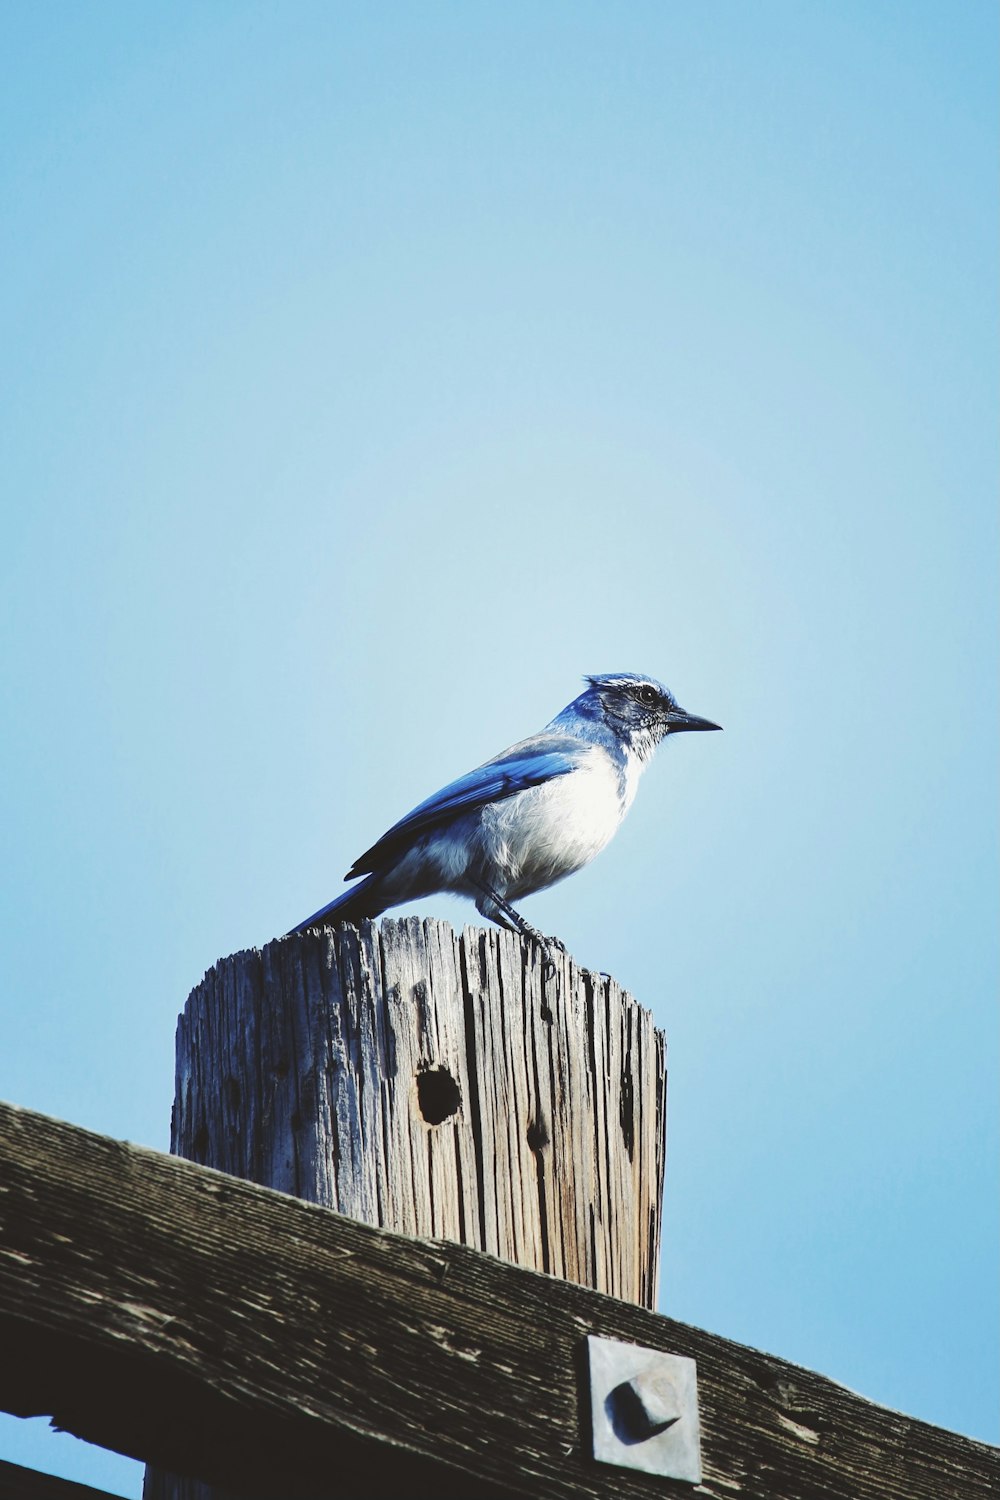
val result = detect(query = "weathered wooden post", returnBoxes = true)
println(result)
[144,917,666,1499]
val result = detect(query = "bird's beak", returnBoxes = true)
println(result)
[665,709,723,734]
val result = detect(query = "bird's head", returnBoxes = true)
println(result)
[578,672,722,759]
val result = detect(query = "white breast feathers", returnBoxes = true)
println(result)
[483,746,639,898]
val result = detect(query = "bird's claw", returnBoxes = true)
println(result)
[537,934,567,980]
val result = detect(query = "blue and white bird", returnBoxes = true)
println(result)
[290,672,720,946]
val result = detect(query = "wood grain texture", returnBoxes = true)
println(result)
[1,1101,996,1500]
[170,919,665,1307]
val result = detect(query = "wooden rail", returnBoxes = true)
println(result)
[0,1100,996,1499]
[0,1458,124,1500]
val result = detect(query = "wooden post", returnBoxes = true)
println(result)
[145,916,666,1498]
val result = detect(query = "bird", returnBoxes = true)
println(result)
[289,672,721,949]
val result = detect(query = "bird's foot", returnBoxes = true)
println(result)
[508,920,564,972]
[512,921,560,978]
[536,935,565,980]
[471,879,566,985]
[533,934,568,982]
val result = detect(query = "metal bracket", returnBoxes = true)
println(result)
[586,1334,702,1483]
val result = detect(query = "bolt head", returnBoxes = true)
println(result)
[587,1334,702,1483]
[626,1367,682,1435]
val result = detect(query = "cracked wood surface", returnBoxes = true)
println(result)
[0,1100,996,1500]
[169,919,665,1305]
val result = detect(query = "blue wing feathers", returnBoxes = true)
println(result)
[344,736,584,879]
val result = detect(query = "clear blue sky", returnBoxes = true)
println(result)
[1,3,996,1493]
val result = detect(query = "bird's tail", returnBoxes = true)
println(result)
[286,875,387,936]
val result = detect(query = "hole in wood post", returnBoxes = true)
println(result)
[526,1115,549,1152]
[416,1064,462,1125]
[619,1067,635,1160]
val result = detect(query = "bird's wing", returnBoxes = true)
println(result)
[345,734,586,878]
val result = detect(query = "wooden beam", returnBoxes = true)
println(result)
[0,1100,995,1500]
[0,1459,125,1500]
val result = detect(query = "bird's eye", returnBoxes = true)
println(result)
[636,685,658,705]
